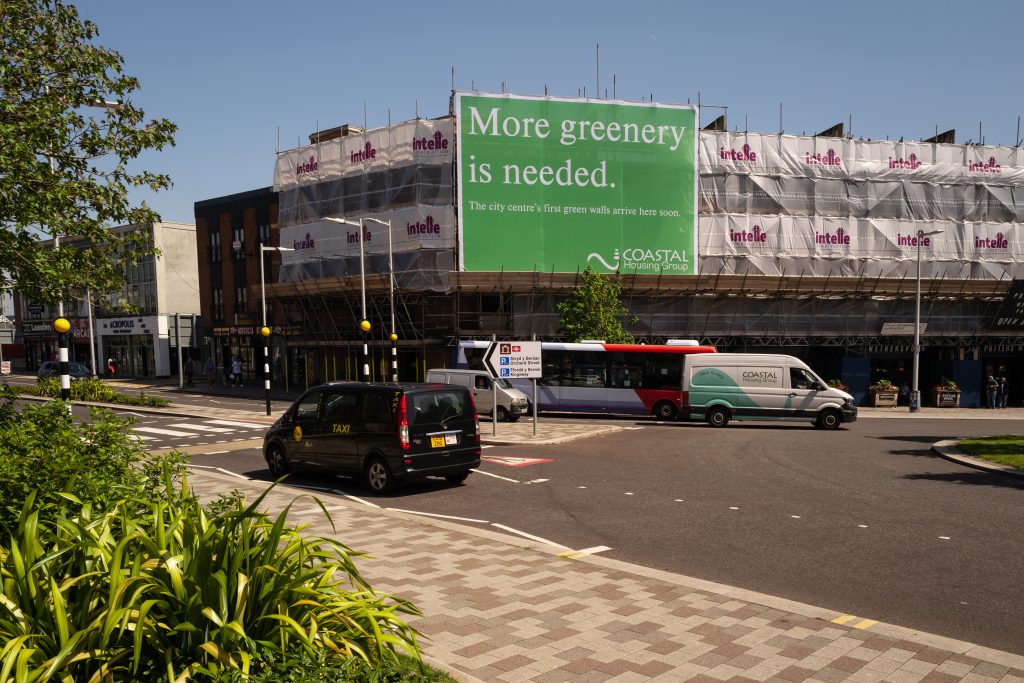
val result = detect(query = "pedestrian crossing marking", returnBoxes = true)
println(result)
[167,423,236,433]
[207,419,270,429]
[134,426,199,437]
[831,615,855,625]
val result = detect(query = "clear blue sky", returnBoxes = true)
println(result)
[76,0,1024,225]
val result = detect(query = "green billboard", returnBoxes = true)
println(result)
[456,93,697,274]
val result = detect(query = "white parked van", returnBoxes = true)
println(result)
[682,354,857,429]
[426,369,530,422]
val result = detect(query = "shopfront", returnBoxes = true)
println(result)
[96,315,170,378]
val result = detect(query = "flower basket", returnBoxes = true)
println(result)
[869,379,898,407]
[933,378,960,407]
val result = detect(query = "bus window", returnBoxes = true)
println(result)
[608,353,643,388]
[571,352,606,387]
[641,355,683,390]
[540,349,571,386]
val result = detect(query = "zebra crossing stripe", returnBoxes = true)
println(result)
[207,419,271,429]
[167,423,236,433]
[134,426,198,437]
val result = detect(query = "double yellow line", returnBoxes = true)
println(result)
[832,614,878,630]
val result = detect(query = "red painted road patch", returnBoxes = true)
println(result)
[482,455,553,467]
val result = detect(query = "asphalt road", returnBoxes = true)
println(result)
[172,415,1024,656]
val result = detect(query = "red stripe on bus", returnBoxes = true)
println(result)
[600,344,717,354]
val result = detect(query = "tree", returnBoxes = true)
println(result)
[0,0,177,305]
[557,265,634,343]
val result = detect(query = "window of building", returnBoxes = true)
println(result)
[232,226,245,260]
[212,288,224,322]
[235,286,248,313]
[209,231,221,263]
[258,223,270,246]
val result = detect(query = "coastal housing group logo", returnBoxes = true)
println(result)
[586,247,689,272]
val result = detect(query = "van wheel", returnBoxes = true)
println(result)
[445,471,470,485]
[706,406,730,428]
[364,457,395,494]
[265,444,291,477]
[653,401,677,421]
[496,406,509,422]
[816,409,842,430]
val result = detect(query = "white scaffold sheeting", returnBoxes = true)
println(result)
[698,213,1024,279]
[699,131,1024,184]
[279,206,456,264]
[274,119,453,191]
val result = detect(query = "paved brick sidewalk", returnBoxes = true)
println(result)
[188,468,1024,683]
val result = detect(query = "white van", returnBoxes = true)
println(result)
[426,369,530,422]
[682,354,856,429]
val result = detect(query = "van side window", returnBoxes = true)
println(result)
[790,368,817,390]
[296,391,323,419]
[362,392,392,424]
[475,376,490,390]
[323,391,359,421]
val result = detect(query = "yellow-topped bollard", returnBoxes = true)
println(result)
[390,332,398,342]
[360,320,371,333]
[53,317,71,334]
[260,326,271,337]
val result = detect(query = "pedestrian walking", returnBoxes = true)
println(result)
[107,356,117,377]
[986,374,998,408]
[184,357,194,387]
[998,376,1009,408]
[231,357,243,388]
[204,357,215,387]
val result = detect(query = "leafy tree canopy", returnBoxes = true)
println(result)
[0,0,176,305]
[556,265,634,343]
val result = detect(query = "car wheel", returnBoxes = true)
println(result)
[265,444,291,477]
[445,470,470,485]
[816,408,842,430]
[364,456,395,494]
[706,406,730,428]
[653,400,677,421]
[496,405,509,422]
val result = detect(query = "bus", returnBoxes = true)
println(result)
[456,340,717,419]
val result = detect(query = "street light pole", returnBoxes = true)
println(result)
[910,228,942,413]
[323,217,371,381]
[363,217,397,381]
[260,244,293,415]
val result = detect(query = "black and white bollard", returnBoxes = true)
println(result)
[260,326,271,416]
[390,332,398,382]
[53,317,71,401]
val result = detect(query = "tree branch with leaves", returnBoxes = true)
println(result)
[556,265,635,343]
[0,0,176,305]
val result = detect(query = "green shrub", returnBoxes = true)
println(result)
[0,473,423,681]
[19,377,169,407]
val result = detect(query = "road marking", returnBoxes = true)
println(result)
[390,509,489,524]
[134,426,197,437]
[341,494,379,508]
[481,455,553,467]
[623,426,645,430]
[791,515,801,519]
[208,419,271,429]
[206,450,228,454]
[526,478,549,484]
[858,524,868,528]
[831,615,856,625]
[474,470,519,483]
[578,486,587,489]
[729,506,739,510]
[853,619,877,629]
[481,445,494,449]
[559,545,612,559]
[491,523,569,550]
[938,536,951,540]
[215,468,249,480]
[168,423,236,433]
[674,499,683,502]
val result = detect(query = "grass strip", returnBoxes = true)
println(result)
[956,435,1024,470]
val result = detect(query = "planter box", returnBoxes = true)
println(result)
[872,391,898,407]
[935,390,960,408]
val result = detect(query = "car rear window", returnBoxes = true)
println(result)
[409,390,473,426]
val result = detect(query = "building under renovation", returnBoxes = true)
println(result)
[194,93,1024,407]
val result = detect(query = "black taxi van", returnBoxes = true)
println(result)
[263,382,481,493]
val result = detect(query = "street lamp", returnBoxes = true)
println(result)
[260,244,293,415]
[323,217,371,381]
[362,217,397,381]
[910,228,943,413]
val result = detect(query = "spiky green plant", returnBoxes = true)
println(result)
[0,470,422,682]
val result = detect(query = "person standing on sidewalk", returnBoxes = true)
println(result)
[204,357,215,387]
[998,376,1009,408]
[231,357,243,388]
[184,357,195,387]
[986,374,998,408]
